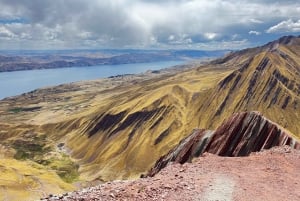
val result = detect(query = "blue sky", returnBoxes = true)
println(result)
[0,0,299,50]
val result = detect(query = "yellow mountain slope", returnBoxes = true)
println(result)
[61,66,232,181]
[62,36,300,181]
[0,159,74,201]
[193,35,300,135]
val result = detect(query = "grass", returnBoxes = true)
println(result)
[12,134,79,183]
[0,158,74,201]
[46,154,80,183]
[12,135,50,161]
[8,106,42,113]
[9,107,23,113]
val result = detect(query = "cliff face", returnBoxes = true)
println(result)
[206,112,299,156]
[147,111,300,177]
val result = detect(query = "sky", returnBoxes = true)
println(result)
[0,0,299,50]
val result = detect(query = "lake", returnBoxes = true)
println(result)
[0,60,184,100]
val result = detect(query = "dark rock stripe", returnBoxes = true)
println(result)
[146,111,300,177]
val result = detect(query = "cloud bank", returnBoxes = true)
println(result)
[266,19,300,33]
[0,0,299,49]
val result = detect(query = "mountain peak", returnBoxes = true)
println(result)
[212,35,300,65]
[200,35,300,134]
[263,35,300,51]
[275,35,300,45]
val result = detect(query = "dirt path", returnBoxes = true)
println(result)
[201,175,235,201]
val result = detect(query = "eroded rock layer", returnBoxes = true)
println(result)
[147,111,300,176]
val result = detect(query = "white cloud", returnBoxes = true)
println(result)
[249,30,261,35]
[204,33,218,40]
[266,19,300,33]
[0,0,299,49]
[193,39,249,50]
[167,34,193,45]
[168,35,175,41]
[0,26,15,38]
[77,31,93,40]
[249,19,264,24]
[231,34,239,40]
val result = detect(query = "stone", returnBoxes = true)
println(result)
[147,111,300,176]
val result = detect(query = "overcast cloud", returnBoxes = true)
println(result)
[0,0,299,50]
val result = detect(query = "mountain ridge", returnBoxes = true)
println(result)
[192,36,300,134]
[147,111,300,177]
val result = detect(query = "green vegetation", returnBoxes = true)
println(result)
[12,134,79,183]
[12,135,50,160]
[9,107,24,113]
[8,106,42,113]
[47,154,80,183]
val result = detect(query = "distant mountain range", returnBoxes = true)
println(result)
[0,49,227,72]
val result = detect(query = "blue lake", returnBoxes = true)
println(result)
[0,60,184,100]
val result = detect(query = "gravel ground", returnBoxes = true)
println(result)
[42,146,300,201]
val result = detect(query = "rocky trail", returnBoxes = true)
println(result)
[42,146,300,201]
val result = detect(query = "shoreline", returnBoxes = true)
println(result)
[0,60,192,100]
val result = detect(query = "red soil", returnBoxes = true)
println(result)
[43,146,300,201]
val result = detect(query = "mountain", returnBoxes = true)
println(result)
[147,111,300,177]
[0,49,226,72]
[0,36,299,200]
[63,36,300,181]
[193,35,300,134]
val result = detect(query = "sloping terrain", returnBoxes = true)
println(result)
[0,36,299,200]
[193,35,300,133]
[147,111,300,176]
[0,159,74,201]
[64,36,300,181]
[42,146,300,201]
